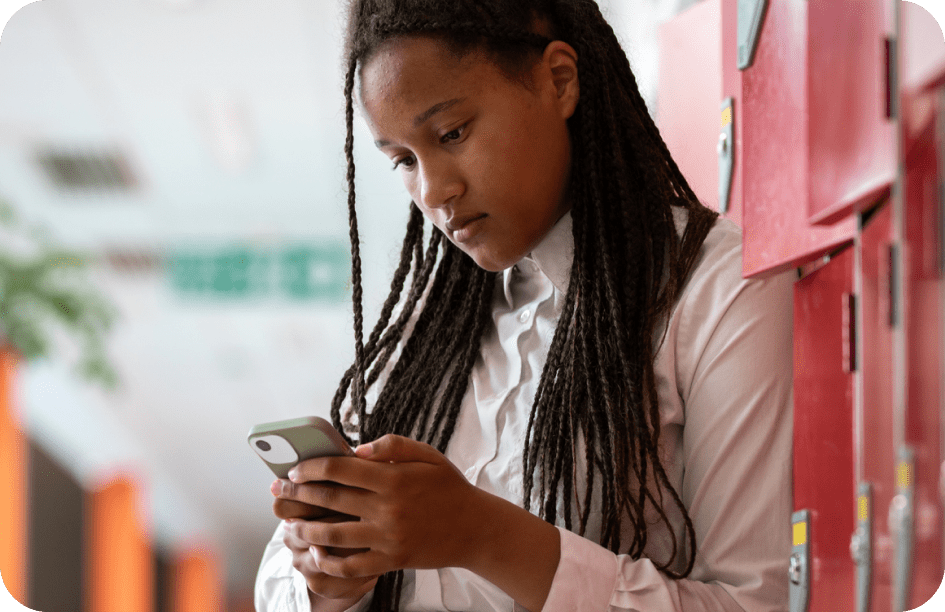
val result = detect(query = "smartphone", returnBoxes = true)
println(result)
[248,416,355,479]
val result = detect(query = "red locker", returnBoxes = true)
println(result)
[899,82,944,609]
[858,201,897,612]
[723,0,890,277]
[793,247,856,612]
[657,2,945,609]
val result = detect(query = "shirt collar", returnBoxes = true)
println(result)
[501,210,574,301]
[498,207,693,305]
[530,210,573,295]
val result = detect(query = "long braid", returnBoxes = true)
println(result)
[342,59,368,431]
[335,1,719,609]
[331,203,424,442]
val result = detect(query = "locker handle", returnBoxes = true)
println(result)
[850,483,873,612]
[790,510,811,612]
[890,446,915,612]
[718,98,735,215]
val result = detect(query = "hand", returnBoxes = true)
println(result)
[271,480,355,522]
[274,435,561,612]
[282,515,379,603]
[273,434,486,579]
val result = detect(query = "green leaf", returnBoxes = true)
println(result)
[4,317,50,361]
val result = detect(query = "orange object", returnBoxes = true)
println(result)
[172,545,224,612]
[0,344,27,605]
[87,475,154,612]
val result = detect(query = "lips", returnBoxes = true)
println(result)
[445,213,487,233]
[445,213,487,243]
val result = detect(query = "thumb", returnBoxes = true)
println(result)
[355,434,442,464]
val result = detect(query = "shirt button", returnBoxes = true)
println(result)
[518,309,531,323]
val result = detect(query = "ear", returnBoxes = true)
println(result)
[542,41,580,120]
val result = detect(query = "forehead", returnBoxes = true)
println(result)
[359,36,501,124]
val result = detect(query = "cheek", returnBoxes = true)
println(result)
[399,171,417,198]
[413,197,445,231]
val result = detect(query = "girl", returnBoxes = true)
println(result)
[257,1,794,611]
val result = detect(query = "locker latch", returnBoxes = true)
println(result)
[737,0,769,70]
[790,510,811,612]
[718,97,735,215]
[850,482,873,612]
[891,446,915,612]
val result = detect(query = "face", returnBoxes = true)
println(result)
[359,35,579,272]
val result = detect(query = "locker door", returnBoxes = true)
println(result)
[806,0,895,227]
[723,0,894,277]
[857,201,897,612]
[897,82,944,610]
[793,246,856,612]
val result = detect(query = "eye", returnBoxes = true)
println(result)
[440,124,467,144]
[391,155,416,171]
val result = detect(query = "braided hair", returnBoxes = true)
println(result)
[330,1,720,609]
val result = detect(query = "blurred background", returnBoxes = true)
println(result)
[0,0,708,610]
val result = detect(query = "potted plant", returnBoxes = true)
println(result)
[0,197,120,391]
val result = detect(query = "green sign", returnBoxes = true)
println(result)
[166,243,350,302]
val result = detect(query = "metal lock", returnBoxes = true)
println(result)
[790,510,811,612]
[788,552,803,585]
[851,483,873,612]
[891,447,915,612]
[718,98,735,215]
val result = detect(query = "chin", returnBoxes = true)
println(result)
[467,251,513,273]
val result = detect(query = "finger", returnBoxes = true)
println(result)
[292,517,374,550]
[283,516,361,553]
[314,547,391,580]
[342,575,380,600]
[354,433,444,464]
[283,521,312,553]
[300,548,379,600]
[307,569,379,601]
[272,497,336,520]
[274,479,373,517]
[314,573,378,601]
[287,455,393,492]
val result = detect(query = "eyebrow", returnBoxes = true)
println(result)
[374,97,467,148]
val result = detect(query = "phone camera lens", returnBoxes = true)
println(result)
[256,440,272,452]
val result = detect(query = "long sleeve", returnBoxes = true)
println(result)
[540,222,794,612]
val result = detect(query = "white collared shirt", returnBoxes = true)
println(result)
[255,210,795,612]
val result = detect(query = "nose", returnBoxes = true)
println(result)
[416,155,464,210]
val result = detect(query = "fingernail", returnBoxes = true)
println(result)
[287,468,299,481]
[355,443,373,458]
[309,545,320,561]
[271,480,283,496]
